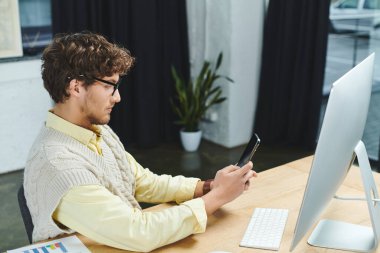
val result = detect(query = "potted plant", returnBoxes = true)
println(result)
[170,52,233,151]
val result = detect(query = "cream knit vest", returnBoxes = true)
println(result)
[24,125,141,242]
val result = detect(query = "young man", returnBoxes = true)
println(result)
[24,31,256,252]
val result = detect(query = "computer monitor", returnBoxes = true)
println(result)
[290,53,380,252]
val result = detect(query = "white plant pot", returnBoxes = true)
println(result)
[180,129,202,152]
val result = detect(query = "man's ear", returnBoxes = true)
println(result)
[67,78,83,98]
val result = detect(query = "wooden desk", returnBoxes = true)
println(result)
[77,156,380,252]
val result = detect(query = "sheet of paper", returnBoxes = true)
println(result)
[7,235,91,253]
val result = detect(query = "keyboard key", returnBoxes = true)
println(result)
[240,208,289,251]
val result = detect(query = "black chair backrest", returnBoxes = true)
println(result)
[17,185,34,243]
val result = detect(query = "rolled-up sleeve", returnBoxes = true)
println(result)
[53,185,207,252]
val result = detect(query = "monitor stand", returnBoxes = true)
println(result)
[307,140,380,252]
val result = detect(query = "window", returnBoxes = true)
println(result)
[364,0,380,9]
[323,0,380,166]
[335,0,358,9]
[18,0,52,55]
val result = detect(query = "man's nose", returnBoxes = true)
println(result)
[113,89,121,103]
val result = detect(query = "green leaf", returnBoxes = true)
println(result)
[216,52,223,70]
[221,75,234,83]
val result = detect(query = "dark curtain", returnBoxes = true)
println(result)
[51,0,189,147]
[254,0,330,148]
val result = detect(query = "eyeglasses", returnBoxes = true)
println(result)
[78,74,123,96]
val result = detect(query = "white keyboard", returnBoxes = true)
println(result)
[240,208,289,251]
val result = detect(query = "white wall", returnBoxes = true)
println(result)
[0,59,52,173]
[187,0,265,147]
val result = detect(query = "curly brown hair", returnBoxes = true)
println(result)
[41,31,134,103]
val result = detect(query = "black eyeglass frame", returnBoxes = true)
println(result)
[78,74,124,96]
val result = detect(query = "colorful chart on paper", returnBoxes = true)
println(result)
[7,235,90,253]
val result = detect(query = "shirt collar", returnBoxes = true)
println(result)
[46,111,101,146]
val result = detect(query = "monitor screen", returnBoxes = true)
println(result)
[290,53,377,251]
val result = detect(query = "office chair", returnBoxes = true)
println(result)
[17,185,34,243]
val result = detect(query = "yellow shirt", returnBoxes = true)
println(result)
[46,112,207,252]
[46,111,103,155]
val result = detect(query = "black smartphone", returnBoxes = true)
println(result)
[236,133,260,167]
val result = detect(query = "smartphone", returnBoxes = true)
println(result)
[236,133,260,167]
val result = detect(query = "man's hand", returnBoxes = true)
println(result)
[201,162,257,215]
